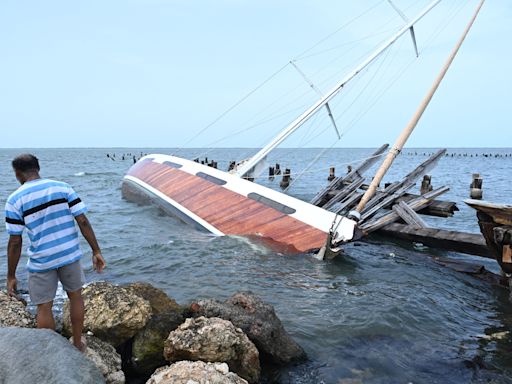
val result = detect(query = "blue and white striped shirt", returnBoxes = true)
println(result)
[5,179,87,272]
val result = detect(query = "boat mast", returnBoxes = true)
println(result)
[352,0,486,218]
[235,0,442,179]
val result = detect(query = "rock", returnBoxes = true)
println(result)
[0,327,104,384]
[123,282,180,315]
[0,291,36,328]
[79,335,125,384]
[146,361,248,384]
[131,310,185,376]
[63,282,152,346]
[164,317,260,383]
[191,291,305,365]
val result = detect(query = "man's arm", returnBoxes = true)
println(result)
[7,235,22,296]
[75,214,106,272]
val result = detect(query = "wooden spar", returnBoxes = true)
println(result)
[310,144,388,206]
[352,0,486,216]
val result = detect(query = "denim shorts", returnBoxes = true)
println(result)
[28,260,86,305]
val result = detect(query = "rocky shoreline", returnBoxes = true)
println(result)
[0,282,305,384]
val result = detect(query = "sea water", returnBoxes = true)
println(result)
[0,147,511,383]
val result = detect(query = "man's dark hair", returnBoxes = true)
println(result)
[12,154,40,173]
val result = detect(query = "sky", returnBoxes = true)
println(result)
[0,0,510,149]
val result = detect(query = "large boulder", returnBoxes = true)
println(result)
[0,327,104,384]
[80,335,125,384]
[123,282,180,315]
[63,282,152,346]
[191,292,305,364]
[0,291,36,328]
[146,361,248,384]
[131,310,185,376]
[163,317,260,383]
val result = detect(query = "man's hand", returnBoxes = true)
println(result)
[7,276,17,297]
[92,252,106,273]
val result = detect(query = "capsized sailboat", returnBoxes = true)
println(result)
[122,0,484,255]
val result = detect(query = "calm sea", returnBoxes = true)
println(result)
[1,147,511,384]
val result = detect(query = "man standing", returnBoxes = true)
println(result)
[5,154,106,351]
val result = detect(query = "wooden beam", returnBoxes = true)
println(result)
[392,201,428,228]
[310,144,388,206]
[360,149,446,221]
[374,222,492,258]
[360,186,449,233]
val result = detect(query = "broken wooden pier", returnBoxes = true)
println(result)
[311,145,493,261]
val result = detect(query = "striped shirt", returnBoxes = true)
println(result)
[5,178,87,273]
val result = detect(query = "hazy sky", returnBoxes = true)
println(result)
[0,0,510,149]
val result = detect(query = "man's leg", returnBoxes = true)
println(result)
[29,269,58,329]
[36,301,55,329]
[59,260,86,351]
[66,289,84,350]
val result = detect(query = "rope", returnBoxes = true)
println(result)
[174,62,290,155]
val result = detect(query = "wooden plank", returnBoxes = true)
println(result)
[374,222,492,258]
[360,186,449,233]
[322,177,365,210]
[360,149,446,221]
[310,144,388,206]
[392,200,428,228]
[323,190,458,217]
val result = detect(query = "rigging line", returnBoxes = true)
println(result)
[194,101,312,156]
[174,62,290,155]
[347,0,470,127]
[419,0,471,56]
[296,25,399,62]
[284,139,340,192]
[298,47,393,148]
[296,0,425,63]
[294,0,384,60]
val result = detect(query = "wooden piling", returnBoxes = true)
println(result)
[280,168,291,189]
[328,167,336,181]
[470,173,483,199]
[420,175,433,195]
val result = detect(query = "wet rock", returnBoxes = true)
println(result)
[0,291,36,328]
[163,317,260,383]
[146,361,248,384]
[0,328,104,384]
[131,310,185,376]
[191,291,305,364]
[123,282,180,315]
[80,335,125,384]
[62,282,152,346]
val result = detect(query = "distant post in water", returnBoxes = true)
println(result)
[269,166,275,180]
[420,175,433,195]
[275,163,281,175]
[328,167,336,181]
[470,173,483,200]
[280,168,291,189]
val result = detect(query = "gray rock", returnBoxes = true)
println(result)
[62,282,152,346]
[123,282,181,315]
[80,335,125,384]
[131,310,185,376]
[164,317,260,383]
[0,327,104,384]
[191,291,306,365]
[146,361,248,384]
[0,291,36,328]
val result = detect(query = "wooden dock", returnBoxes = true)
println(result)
[311,145,500,274]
